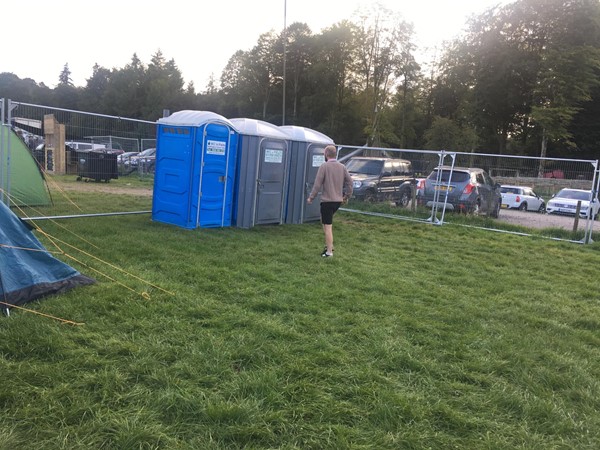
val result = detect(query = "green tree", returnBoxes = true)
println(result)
[439,0,600,159]
[103,54,146,118]
[353,3,417,146]
[526,0,600,172]
[0,73,51,104]
[219,32,280,120]
[58,63,73,86]
[80,64,111,113]
[424,116,478,152]
[140,50,186,120]
[280,22,314,123]
[305,21,361,142]
[54,63,80,109]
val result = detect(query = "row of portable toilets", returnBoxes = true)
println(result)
[151,110,332,229]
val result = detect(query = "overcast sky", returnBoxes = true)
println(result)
[2,0,511,90]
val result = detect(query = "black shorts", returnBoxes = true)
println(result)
[320,202,342,225]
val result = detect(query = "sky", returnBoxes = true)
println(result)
[2,0,512,91]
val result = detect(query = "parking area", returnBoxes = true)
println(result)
[497,208,600,231]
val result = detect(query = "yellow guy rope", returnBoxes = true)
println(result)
[3,191,99,251]
[36,229,175,297]
[0,301,84,326]
[32,162,84,212]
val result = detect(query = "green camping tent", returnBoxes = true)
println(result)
[0,125,51,207]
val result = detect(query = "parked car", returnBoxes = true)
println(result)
[419,166,501,217]
[415,178,426,197]
[117,152,139,163]
[65,141,107,152]
[35,141,106,153]
[345,157,416,207]
[125,148,156,169]
[500,185,546,212]
[546,188,599,219]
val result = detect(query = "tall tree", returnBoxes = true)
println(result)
[352,3,417,146]
[58,63,73,87]
[103,54,146,118]
[219,32,280,120]
[280,22,314,123]
[140,50,186,120]
[54,63,79,109]
[220,50,251,117]
[306,21,361,142]
[441,0,600,159]
[81,63,111,113]
[249,31,280,119]
[526,0,600,173]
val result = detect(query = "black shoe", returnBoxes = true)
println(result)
[321,250,333,257]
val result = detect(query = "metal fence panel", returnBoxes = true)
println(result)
[2,102,599,244]
[338,145,600,244]
[2,100,156,219]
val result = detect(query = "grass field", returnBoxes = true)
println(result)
[1,189,600,449]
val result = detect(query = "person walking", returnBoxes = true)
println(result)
[307,145,353,257]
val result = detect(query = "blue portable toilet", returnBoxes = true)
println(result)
[152,110,238,229]
[230,118,289,229]
[279,125,334,224]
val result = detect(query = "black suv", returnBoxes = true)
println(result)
[345,157,416,207]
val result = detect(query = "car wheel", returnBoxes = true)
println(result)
[538,202,546,213]
[491,201,500,218]
[395,189,411,208]
[518,202,527,211]
[364,190,377,203]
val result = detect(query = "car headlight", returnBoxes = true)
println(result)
[353,180,362,189]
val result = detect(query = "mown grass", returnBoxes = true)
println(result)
[344,199,592,242]
[1,190,600,449]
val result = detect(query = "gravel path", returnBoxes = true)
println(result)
[497,208,599,231]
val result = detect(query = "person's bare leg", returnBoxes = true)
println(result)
[323,224,334,254]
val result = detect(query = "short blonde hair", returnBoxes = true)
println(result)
[324,145,337,159]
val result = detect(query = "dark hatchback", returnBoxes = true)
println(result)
[419,166,501,217]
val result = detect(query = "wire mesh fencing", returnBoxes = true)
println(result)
[337,145,600,244]
[1,100,156,220]
[2,98,599,244]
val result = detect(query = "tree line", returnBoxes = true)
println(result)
[1,0,599,160]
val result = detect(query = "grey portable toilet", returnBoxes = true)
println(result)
[230,118,289,229]
[279,125,334,224]
[152,110,238,229]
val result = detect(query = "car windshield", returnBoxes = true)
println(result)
[428,169,470,183]
[500,187,520,194]
[346,159,383,176]
[556,189,591,201]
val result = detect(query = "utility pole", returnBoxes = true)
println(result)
[282,0,287,125]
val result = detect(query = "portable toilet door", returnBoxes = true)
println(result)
[152,111,238,229]
[230,118,289,228]
[279,126,334,224]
